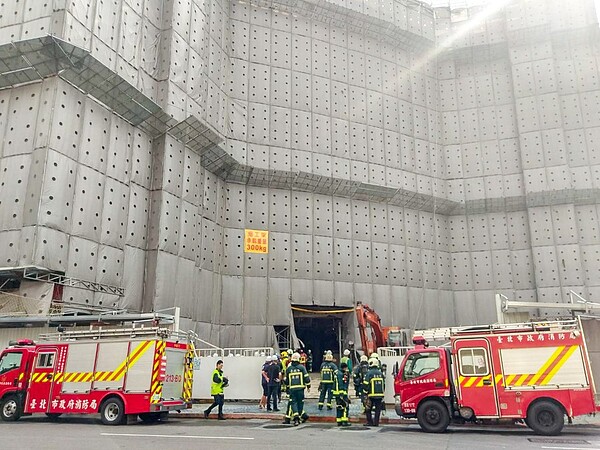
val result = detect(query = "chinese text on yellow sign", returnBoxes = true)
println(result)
[244,229,268,253]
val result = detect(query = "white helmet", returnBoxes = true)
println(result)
[343,349,350,356]
[369,357,379,368]
[370,352,379,359]
[360,355,368,363]
[291,352,301,362]
[325,353,333,362]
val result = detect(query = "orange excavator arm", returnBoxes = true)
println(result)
[355,302,387,355]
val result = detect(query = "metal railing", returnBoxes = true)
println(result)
[377,346,413,357]
[194,347,275,358]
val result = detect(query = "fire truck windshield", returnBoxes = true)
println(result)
[402,351,440,381]
[0,352,22,375]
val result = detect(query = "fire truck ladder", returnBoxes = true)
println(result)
[496,291,600,322]
[38,325,190,342]
[415,319,579,342]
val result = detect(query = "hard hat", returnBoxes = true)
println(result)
[360,355,368,362]
[291,352,301,362]
[325,353,333,362]
[281,351,288,358]
[325,350,333,355]
[369,358,378,367]
[370,352,379,359]
[343,349,350,356]
[288,349,294,355]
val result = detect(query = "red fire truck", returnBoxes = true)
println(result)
[393,319,599,435]
[0,327,194,425]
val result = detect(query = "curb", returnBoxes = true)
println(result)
[180,413,407,424]
[178,413,600,428]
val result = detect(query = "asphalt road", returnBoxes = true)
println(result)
[2,416,600,450]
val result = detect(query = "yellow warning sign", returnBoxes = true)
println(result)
[244,229,269,254]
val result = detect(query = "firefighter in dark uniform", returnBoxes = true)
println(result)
[363,357,385,427]
[352,354,369,412]
[283,352,311,426]
[333,362,351,427]
[318,353,337,410]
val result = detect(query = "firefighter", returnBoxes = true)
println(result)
[353,354,369,412]
[363,358,385,427]
[318,353,337,410]
[341,349,353,373]
[204,360,228,420]
[282,352,311,426]
[369,352,387,416]
[306,349,313,372]
[333,362,351,427]
[299,349,307,367]
[280,351,289,398]
[281,350,289,369]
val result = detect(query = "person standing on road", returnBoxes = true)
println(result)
[333,362,351,427]
[306,349,313,372]
[318,353,337,410]
[353,355,369,413]
[363,358,385,427]
[283,352,311,426]
[204,360,228,420]
[341,349,353,373]
[266,355,281,412]
[259,355,270,409]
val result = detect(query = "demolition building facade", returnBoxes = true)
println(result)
[0,0,599,351]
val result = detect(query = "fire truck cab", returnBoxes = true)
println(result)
[394,319,599,435]
[0,327,194,425]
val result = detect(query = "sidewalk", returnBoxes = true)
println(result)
[179,398,600,428]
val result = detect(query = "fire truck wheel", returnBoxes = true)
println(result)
[417,400,450,433]
[100,397,126,425]
[527,400,564,436]
[0,395,22,422]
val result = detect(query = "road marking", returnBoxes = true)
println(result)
[101,433,254,440]
[541,447,600,450]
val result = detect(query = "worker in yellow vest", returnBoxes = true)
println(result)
[204,360,228,420]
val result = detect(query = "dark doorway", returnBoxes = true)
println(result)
[292,306,351,372]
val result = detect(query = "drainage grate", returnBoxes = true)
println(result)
[261,424,296,429]
[528,438,590,445]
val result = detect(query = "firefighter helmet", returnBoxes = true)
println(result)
[291,352,301,362]
[370,352,379,359]
[281,351,288,358]
[325,353,333,362]
[368,357,379,367]
[360,355,368,363]
[343,349,350,356]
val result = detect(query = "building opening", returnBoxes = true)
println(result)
[291,305,354,372]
